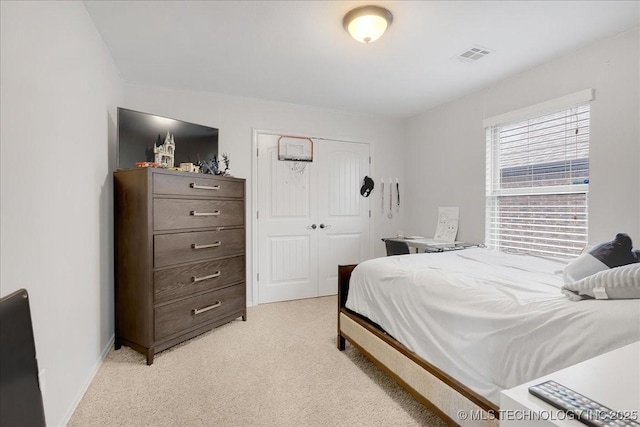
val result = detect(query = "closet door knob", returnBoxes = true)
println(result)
[307,224,317,230]
[319,224,331,229]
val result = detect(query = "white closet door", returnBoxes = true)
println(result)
[317,140,370,296]
[257,134,370,303]
[257,134,319,303]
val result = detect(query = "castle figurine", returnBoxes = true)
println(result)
[154,131,175,168]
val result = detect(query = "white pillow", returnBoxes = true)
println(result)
[562,253,609,284]
[562,264,640,301]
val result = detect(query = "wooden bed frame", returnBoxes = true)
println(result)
[337,264,500,427]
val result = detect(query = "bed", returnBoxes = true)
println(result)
[336,248,640,426]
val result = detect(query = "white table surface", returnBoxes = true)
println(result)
[383,237,479,252]
[500,341,640,426]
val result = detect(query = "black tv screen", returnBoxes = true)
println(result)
[117,108,218,170]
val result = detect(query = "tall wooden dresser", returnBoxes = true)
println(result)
[114,168,246,365]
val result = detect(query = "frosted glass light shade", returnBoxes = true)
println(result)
[343,6,393,44]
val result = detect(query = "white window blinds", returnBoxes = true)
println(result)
[485,96,592,258]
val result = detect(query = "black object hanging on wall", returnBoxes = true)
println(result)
[360,176,374,197]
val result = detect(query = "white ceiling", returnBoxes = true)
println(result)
[84,1,639,119]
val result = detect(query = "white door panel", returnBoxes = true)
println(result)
[318,232,365,296]
[258,134,318,303]
[318,140,370,296]
[257,133,369,303]
[266,235,314,300]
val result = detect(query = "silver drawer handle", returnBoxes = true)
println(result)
[191,271,221,283]
[191,241,221,249]
[190,183,220,190]
[190,210,220,216]
[192,301,222,315]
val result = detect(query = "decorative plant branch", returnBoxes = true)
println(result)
[221,153,230,171]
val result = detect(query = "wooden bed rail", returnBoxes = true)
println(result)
[337,264,357,350]
[335,263,500,426]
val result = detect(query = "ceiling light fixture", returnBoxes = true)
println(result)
[343,5,393,44]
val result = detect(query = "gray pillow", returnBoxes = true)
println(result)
[562,253,609,284]
[562,264,640,301]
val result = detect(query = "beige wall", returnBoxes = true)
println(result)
[0,2,124,426]
[404,27,640,246]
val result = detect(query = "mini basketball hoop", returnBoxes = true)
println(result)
[289,161,307,174]
[278,136,313,162]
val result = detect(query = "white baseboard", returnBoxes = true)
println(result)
[59,334,114,426]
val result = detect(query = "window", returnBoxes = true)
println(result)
[484,90,593,258]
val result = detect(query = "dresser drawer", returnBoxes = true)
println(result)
[154,229,244,267]
[154,173,244,198]
[154,255,245,304]
[155,283,244,340]
[154,199,244,231]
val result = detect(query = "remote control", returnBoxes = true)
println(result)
[528,380,640,427]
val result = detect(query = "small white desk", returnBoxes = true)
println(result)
[500,341,640,426]
[382,237,481,253]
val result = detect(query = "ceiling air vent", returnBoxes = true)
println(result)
[457,46,492,63]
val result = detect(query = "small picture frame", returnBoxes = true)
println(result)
[277,136,313,162]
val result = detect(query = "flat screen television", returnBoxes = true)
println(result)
[117,108,219,170]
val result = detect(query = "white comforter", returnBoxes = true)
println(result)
[345,248,640,405]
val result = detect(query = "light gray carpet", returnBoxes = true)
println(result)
[69,296,447,427]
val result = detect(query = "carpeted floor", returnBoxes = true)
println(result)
[68,296,447,426]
